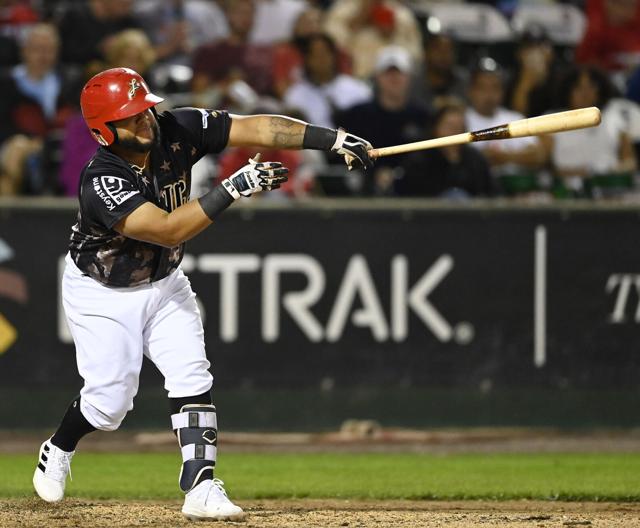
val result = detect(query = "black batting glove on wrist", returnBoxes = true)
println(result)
[331,128,374,171]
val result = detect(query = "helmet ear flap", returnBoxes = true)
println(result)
[106,123,119,144]
[89,124,118,146]
[90,128,110,146]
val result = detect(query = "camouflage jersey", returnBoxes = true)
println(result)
[69,108,231,287]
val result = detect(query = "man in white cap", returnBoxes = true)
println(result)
[336,45,430,195]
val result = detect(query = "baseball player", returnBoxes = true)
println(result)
[32,67,373,521]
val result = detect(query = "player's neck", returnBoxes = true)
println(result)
[108,145,150,169]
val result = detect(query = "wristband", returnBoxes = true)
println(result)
[198,184,235,221]
[302,125,337,151]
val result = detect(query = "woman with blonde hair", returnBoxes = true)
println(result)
[87,29,157,79]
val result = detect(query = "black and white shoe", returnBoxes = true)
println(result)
[33,438,74,502]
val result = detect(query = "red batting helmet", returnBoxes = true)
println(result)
[80,67,164,146]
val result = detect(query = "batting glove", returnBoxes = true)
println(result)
[331,129,374,171]
[221,157,289,199]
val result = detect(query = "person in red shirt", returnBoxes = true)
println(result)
[191,0,273,106]
[576,0,640,72]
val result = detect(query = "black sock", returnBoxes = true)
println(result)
[169,390,212,415]
[50,396,96,452]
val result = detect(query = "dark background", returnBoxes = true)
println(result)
[1,201,639,429]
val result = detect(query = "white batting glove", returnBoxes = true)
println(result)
[331,129,374,170]
[221,157,289,199]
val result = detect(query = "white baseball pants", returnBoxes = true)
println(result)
[62,254,213,431]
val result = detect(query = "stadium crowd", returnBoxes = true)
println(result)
[1,0,640,200]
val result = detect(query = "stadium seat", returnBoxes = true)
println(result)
[587,172,634,194]
[411,2,513,43]
[511,5,586,46]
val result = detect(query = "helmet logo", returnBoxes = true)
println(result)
[128,78,142,100]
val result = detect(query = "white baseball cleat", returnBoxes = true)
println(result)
[33,439,74,503]
[182,478,245,521]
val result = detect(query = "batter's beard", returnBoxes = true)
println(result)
[117,120,161,153]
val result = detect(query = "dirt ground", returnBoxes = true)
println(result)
[4,430,639,527]
[1,498,639,528]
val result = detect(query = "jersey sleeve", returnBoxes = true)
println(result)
[166,108,232,161]
[80,171,148,230]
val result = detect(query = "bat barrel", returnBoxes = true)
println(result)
[369,107,601,159]
[507,106,601,140]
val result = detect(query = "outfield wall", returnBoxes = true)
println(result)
[1,198,639,429]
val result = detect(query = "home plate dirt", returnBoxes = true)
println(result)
[2,499,640,528]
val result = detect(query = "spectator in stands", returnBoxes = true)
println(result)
[396,103,492,198]
[191,0,273,107]
[59,29,158,197]
[134,0,229,66]
[324,0,423,79]
[465,58,546,196]
[57,0,141,65]
[627,64,640,104]
[414,31,466,111]
[0,0,38,27]
[337,46,430,195]
[272,6,353,98]
[250,0,308,45]
[542,66,637,198]
[103,29,157,79]
[0,23,79,195]
[283,33,371,128]
[0,0,39,66]
[507,26,562,118]
[576,0,640,73]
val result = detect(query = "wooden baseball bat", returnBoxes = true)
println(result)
[369,107,601,159]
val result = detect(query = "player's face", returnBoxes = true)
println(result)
[110,108,159,153]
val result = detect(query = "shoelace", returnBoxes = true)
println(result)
[211,478,229,498]
[46,447,73,482]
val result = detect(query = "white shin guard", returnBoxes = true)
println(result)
[171,404,217,492]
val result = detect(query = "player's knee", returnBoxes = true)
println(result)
[81,392,134,431]
[166,369,213,399]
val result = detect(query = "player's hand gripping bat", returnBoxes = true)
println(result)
[368,107,601,159]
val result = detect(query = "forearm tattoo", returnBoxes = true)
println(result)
[268,116,306,148]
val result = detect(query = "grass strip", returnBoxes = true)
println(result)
[2,452,639,501]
